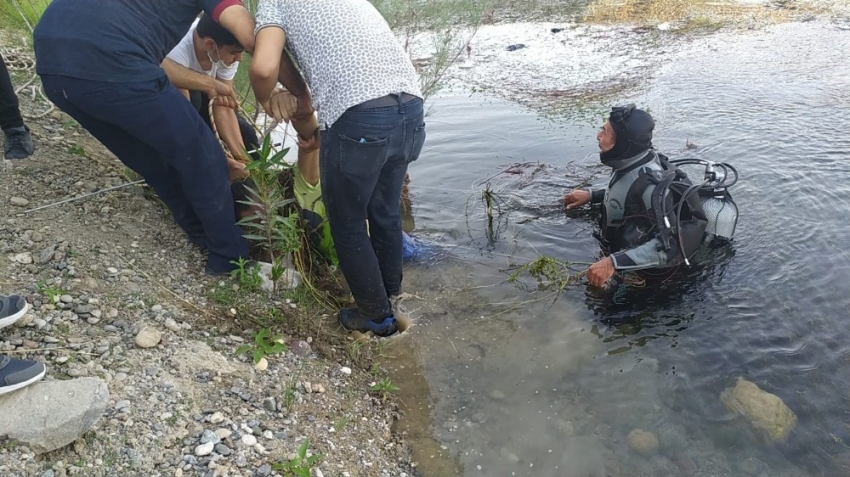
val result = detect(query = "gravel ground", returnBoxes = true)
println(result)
[0,68,415,477]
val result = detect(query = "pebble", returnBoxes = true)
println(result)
[60,295,74,304]
[263,397,277,412]
[290,340,312,357]
[340,367,352,376]
[200,430,221,445]
[175,469,183,477]
[214,444,232,456]
[263,430,274,440]
[234,453,248,468]
[42,470,54,477]
[257,464,272,476]
[241,434,257,447]
[254,357,268,371]
[194,442,214,457]
[134,326,162,348]
[254,443,267,454]
[164,318,181,332]
[115,400,131,410]
[10,197,29,207]
[209,412,225,424]
[214,429,232,440]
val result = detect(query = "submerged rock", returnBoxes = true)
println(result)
[627,428,659,456]
[720,377,797,442]
[0,378,109,453]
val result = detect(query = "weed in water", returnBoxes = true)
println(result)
[272,439,322,477]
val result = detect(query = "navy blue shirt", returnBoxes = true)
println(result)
[34,0,241,83]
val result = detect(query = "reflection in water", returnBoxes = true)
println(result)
[395,20,850,477]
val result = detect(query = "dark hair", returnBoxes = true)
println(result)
[196,13,243,48]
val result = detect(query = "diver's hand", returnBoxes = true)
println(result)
[564,189,591,209]
[587,257,615,288]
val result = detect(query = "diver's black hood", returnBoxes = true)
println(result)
[600,104,655,170]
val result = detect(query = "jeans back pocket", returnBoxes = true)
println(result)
[339,134,391,178]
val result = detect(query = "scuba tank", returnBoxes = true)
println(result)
[669,158,739,244]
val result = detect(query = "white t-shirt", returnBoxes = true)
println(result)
[255,0,422,128]
[166,18,239,81]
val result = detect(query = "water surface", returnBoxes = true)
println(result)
[394,20,850,477]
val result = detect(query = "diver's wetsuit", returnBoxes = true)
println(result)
[589,149,679,271]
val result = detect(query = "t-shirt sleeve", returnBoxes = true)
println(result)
[198,0,243,23]
[254,0,284,33]
[216,61,239,81]
[165,29,195,69]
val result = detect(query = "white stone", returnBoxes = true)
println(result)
[241,434,257,447]
[195,442,214,456]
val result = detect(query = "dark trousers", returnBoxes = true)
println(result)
[320,94,426,319]
[40,74,248,273]
[0,55,24,131]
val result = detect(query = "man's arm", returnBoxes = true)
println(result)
[212,79,249,163]
[215,3,256,54]
[609,185,673,271]
[160,59,237,108]
[250,27,316,139]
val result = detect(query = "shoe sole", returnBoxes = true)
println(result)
[0,301,29,331]
[0,365,46,396]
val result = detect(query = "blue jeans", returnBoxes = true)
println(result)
[40,74,249,273]
[320,94,426,319]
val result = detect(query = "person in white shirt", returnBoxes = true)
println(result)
[162,13,256,181]
[249,0,426,337]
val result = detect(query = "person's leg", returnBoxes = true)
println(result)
[0,55,34,159]
[41,74,247,272]
[41,75,206,249]
[321,111,404,327]
[0,294,44,395]
[0,55,24,130]
[367,98,425,297]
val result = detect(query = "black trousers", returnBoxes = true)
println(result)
[0,55,24,131]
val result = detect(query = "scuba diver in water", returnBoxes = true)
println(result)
[563,104,739,288]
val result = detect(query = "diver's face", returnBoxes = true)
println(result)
[598,121,616,153]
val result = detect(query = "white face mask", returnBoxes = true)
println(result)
[207,44,235,69]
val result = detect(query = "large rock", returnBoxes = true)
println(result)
[134,326,162,348]
[0,378,109,453]
[627,429,659,456]
[720,377,797,442]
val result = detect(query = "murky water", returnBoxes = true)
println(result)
[392,20,850,477]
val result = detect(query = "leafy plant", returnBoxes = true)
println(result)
[236,328,287,364]
[237,136,303,293]
[230,256,263,292]
[369,377,401,398]
[37,279,67,302]
[272,439,322,477]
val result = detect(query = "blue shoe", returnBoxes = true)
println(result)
[0,355,46,395]
[338,308,399,337]
[0,295,28,330]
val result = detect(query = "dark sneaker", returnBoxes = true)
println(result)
[0,294,29,330]
[0,355,46,395]
[338,308,399,337]
[3,126,34,160]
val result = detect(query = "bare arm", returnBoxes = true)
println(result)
[217,4,256,54]
[213,79,249,162]
[250,26,316,141]
[161,58,216,93]
[161,58,237,108]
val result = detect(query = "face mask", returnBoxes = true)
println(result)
[207,44,235,69]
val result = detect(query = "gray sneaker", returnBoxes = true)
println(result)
[0,355,46,395]
[0,294,29,330]
[3,126,35,159]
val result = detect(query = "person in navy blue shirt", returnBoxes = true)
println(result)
[33,0,257,275]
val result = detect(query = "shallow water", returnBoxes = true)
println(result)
[393,20,850,477]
